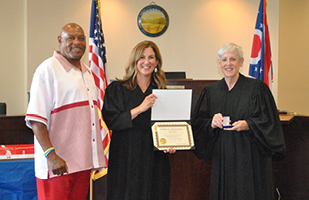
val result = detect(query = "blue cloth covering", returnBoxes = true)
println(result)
[0,159,37,200]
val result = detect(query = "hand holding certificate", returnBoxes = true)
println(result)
[151,89,194,151]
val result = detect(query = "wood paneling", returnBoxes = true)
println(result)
[0,116,34,144]
[274,116,309,199]
[167,79,217,200]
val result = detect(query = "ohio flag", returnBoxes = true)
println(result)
[249,0,273,87]
[89,0,111,179]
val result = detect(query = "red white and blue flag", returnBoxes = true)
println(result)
[89,0,111,179]
[249,0,273,87]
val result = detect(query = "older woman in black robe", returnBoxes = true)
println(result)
[192,43,285,200]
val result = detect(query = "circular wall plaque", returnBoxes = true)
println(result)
[137,4,169,37]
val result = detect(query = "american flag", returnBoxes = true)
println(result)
[249,0,273,87]
[89,0,111,179]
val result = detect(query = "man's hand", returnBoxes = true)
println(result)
[46,151,68,176]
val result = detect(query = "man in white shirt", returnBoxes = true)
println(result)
[25,23,106,200]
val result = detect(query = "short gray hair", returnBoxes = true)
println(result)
[217,43,243,61]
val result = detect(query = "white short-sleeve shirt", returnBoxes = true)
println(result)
[25,51,106,179]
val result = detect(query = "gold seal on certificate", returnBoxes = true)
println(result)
[152,122,194,150]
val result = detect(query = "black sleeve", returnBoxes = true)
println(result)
[102,81,134,131]
[192,87,217,160]
[246,81,286,157]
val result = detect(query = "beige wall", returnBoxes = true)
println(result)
[0,0,26,115]
[278,1,309,115]
[1,0,283,116]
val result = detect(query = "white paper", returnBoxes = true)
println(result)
[151,89,192,121]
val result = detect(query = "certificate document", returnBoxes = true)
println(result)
[152,122,194,150]
[151,89,194,150]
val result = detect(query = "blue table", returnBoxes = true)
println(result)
[0,159,38,200]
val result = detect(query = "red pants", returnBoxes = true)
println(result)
[36,170,91,200]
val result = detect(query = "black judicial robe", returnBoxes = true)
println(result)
[192,74,285,200]
[102,81,170,200]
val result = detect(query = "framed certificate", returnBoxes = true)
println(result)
[152,122,194,151]
[151,89,195,151]
[137,4,169,37]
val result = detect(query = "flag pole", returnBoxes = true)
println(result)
[90,175,93,200]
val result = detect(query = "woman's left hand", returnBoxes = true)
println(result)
[164,147,176,154]
[224,120,249,132]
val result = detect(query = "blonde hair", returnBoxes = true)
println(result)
[117,41,166,89]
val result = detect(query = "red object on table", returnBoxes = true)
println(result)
[0,144,34,160]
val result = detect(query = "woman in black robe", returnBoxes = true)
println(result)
[102,41,175,200]
[192,43,285,200]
